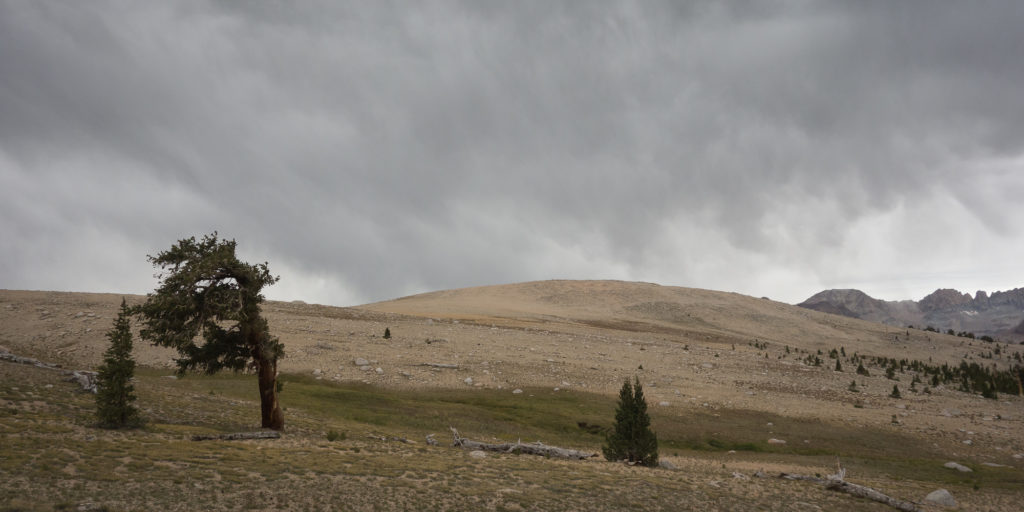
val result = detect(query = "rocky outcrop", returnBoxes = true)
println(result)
[798,287,1024,342]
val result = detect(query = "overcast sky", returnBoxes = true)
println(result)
[2,1,1023,307]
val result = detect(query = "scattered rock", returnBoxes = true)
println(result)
[943,462,972,472]
[658,459,677,470]
[464,377,474,386]
[767,438,786,445]
[354,357,369,366]
[359,365,371,372]
[512,389,523,394]
[312,369,322,376]
[658,401,670,406]
[700,363,714,369]
[731,472,748,480]
[469,450,487,459]
[923,489,956,507]
[962,439,973,446]
[1013,453,1024,460]
[981,462,1008,468]
[374,367,384,374]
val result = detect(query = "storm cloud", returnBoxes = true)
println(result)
[2,1,1023,305]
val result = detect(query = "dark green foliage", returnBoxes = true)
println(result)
[834,359,842,372]
[890,384,901,399]
[96,299,141,428]
[856,362,870,376]
[383,327,391,339]
[848,380,858,392]
[134,233,285,430]
[603,377,658,466]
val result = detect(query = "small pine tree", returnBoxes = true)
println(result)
[835,359,843,372]
[603,377,658,466]
[856,362,870,376]
[848,380,858,392]
[890,384,901,399]
[383,327,391,339]
[96,299,141,428]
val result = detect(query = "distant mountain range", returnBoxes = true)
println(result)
[797,287,1024,342]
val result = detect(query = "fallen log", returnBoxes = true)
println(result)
[420,363,459,369]
[449,427,596,460]
[192,431,281,441]
[756,464,920,512]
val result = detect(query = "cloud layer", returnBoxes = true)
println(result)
[2,1,1023,305]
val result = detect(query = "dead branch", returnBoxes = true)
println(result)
[449,427,596,460]
[756,465,920,512]
[367,434,414,444]
[192,431,281,441]
[420,363,459,369]
[824,480,919,512]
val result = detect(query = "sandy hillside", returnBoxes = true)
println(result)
[2,281,1023,510]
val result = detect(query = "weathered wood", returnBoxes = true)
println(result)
[756,467,920,512]
[421,363,459,369]
[824,480,920,512]
[449,427,596,460]
[192,431,281,441]
[367,434,414,444]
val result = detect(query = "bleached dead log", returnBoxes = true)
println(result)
[420,363,459,369]
[367,434,414,444]
[449,427,596,460]
[756,466,920,512]
[0,350,61,369]
[191,431,281,441]
[67,370,98,393]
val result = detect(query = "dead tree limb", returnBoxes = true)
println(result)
[449,427,596,460]
[420,363,459,369]
[192,431,281,441]
[756,465,920,512]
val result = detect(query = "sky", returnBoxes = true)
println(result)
[2,1,1024,307]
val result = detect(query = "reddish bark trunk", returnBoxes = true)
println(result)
[257,355,284,430]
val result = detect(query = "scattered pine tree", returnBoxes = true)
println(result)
[384,327,391,339]
[890,384,901,399]
[835,359,842,372]
[603,377,658,466]
[96,299,141,428]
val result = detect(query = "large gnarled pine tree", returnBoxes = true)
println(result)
[135,233,285,430]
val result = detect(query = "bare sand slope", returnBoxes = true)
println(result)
[2,281,1022,473]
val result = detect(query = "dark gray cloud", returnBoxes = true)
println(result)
[2,1,1023,305]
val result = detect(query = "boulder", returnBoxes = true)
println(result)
[658,459,677,470]
[942,462,972,472]
[354,357,370,366]
[923,489,956,507]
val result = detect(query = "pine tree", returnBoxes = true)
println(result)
[835,359,842,372]
[890,384,901,399]
[96,299,141,428]
[603,377,658,466]
[383,327,391,339]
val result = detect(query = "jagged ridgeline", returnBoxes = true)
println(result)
[798,287,1024,342]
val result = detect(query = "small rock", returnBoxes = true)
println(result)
[658,401,670,407]
[469,450,487,459]
[1013,453,1023,460]
[943,462,972,472]
[354,358,369,366]
[981,462,1008,468]
[360,365,371,371]
[464,377,474,385]
[658,459,677,470]
[767,438,786,445]
[312,369,322,376]
[731,471,749,480]
[374,367,384,374]
[923,489,956,507]
[512,389,523,394]
[962,439,973,446]
[701,363,714,369]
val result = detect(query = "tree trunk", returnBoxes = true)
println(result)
[256,354,284,430]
